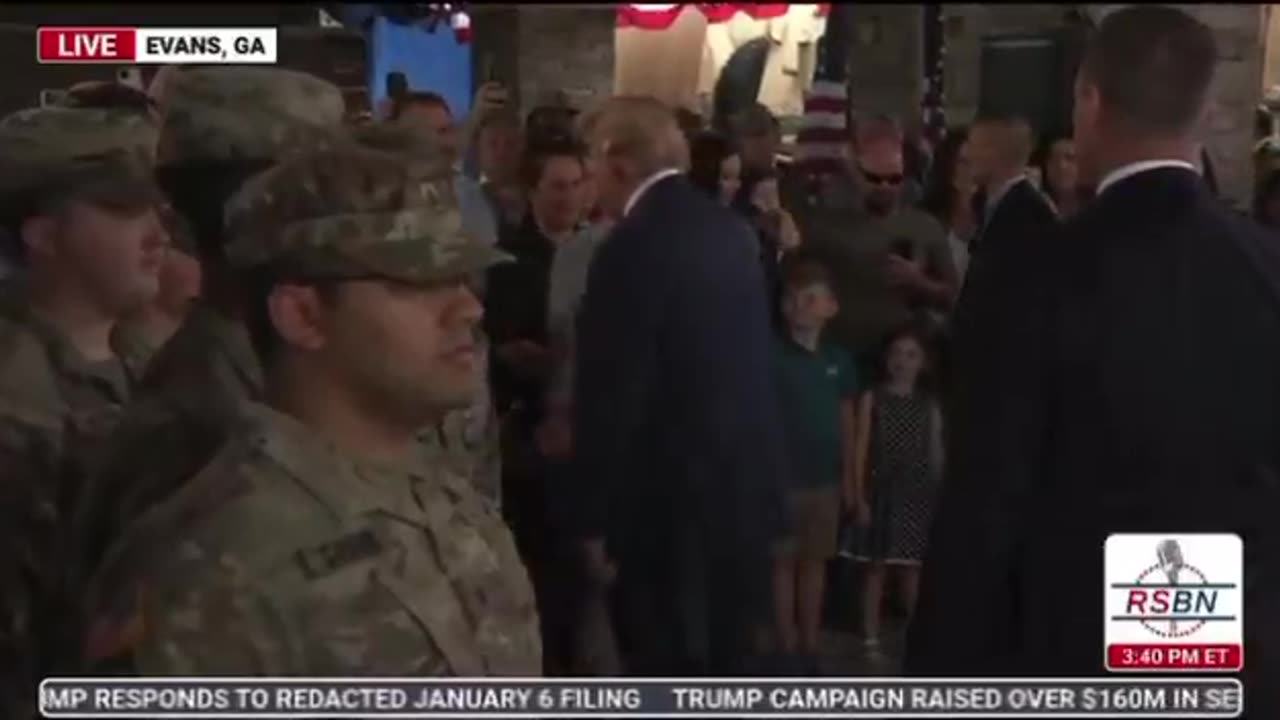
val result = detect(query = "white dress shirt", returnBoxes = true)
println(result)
[623,168,682,217]
[1096,159,1197,197]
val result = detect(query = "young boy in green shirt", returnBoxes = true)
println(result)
[771,250,860,675]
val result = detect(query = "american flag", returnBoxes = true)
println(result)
[793,3,847,178]
[921,4,946,147]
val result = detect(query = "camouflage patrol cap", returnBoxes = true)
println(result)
[345,122,454,179]
[157,67,346,166]
[0,105,159,200]
[224,145,510,284]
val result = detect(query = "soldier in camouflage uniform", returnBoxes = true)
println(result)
[72,68,348,578]
[349,121,503,502]
[86,143,540,676]
[0,103,165,717]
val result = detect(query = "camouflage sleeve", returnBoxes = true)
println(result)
[72,399,224,576]
[131,544,301,675]
[0,419,76,719]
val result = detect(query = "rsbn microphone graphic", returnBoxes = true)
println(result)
[1156,538,1184,585]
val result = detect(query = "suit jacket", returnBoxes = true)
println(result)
[572,174,787,673]
[947,177,1060,463]
[909,168,1280,715]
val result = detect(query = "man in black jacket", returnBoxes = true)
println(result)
[945,113,1059,505]
[574,97,787,676]
[909,8,1280,714]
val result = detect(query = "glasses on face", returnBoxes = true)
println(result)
[859,167,905,186]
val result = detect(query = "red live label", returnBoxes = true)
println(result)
[1108,643,1243,671]
[38,27,136,63]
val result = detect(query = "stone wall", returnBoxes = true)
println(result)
[1187,4,1265,203]
[1082,4,1263,203]
[471,5,615,116]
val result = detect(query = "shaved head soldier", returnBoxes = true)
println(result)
[87,144,539,676]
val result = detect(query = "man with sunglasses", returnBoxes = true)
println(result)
[803,125,958,374]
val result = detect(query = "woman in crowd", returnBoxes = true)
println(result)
[1254,168,1280,230]
[1035,133,1084,218]
[921,127,979,285]
[688,131,743,206]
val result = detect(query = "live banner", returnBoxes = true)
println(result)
[39,677,1243,718]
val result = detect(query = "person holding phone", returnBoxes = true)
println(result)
[800,123,958,379]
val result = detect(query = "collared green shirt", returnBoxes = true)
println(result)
[773,335,858,490]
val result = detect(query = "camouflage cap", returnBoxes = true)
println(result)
[223,145,510,284]
[0,105,158,197]
[157,67,346,166]
[345,122,454,180]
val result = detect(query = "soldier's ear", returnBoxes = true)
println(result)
[267,283,329,352]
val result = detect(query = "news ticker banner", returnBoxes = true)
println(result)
[39,678,1243,718]
[37,27,277,64]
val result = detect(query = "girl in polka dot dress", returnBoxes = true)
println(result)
[851,326,945,656]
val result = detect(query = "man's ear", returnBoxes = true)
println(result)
[267,284,330,352]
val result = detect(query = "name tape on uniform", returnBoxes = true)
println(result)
[40,678,1243,718]
[36,27,277,64]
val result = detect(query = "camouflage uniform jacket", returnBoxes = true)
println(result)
[70,302,263,579]
[0,298,150,459]
[86,403,541,676]
[0,297,149,716]
[139,301,264,417]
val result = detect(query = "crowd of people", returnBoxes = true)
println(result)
[0,4,1277,719]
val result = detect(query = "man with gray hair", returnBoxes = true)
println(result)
[86,143,539,676]
[573,96,787,675]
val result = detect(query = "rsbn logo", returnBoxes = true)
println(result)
[1104,534,1243,672]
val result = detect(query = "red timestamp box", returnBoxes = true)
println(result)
[1107,643,1243,671]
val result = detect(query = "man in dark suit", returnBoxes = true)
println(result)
[944,113,1059,538]
[909,7,1280,713]
[573,97,787,676]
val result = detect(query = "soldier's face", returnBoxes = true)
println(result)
[34,202,166,315]
[324,277,484,428]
